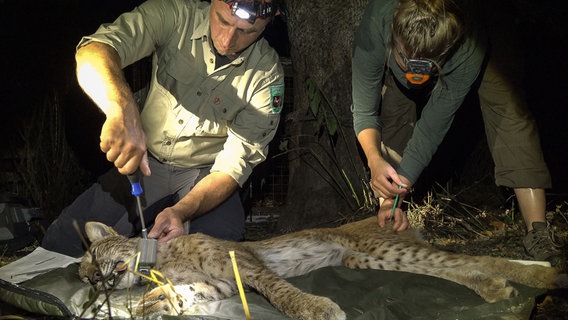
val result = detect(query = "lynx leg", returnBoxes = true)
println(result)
[343,251,518,303]
[239,263,346,320]
[471,256,562,289]
[135,283,187,316]
[135,280,236,317]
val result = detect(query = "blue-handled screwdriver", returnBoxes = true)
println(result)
[127,172,157,275]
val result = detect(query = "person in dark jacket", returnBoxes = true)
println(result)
[351,0,564,268]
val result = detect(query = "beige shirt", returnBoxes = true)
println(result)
[79,0,285,186]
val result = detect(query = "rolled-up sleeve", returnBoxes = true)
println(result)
[77,0,182,67]
[212,62,284,186]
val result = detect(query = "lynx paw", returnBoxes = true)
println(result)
[476,277,517,303]
[313,296,346,320]
[292,295,346,320]
[135,284,188,316]
[554,272,568,288]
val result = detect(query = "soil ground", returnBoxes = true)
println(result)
[1,191,567,319]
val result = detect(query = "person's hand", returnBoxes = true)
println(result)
[75,42,151,176]
[368,157,408,199]
[148,207,186,243]
[377,198,409,231]
[99,112,151,176]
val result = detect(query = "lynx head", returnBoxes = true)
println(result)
[79,222,139,290]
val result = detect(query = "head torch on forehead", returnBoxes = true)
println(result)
[223,0,276,24]
[405,59,433,85]
[397,48,434,85]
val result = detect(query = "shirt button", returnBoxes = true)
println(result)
[196,91,202,96]
[222,108,227,113]
[209,58,214,64]
[262,132,267,137]
[178,119,184,125]
[165,141,172,146]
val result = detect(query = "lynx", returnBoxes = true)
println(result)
[79,217,567,320]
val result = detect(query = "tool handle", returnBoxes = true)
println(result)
[127,172,143,196]
[389,185,404,219]
[127,171,148,238]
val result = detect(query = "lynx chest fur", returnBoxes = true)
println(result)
[79,217,566,320]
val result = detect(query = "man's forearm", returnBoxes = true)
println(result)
[174,172,239,221]
[75,42,137,117]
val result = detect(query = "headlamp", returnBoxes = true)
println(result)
[405,59,433,85]
[223,0,276,24]
[397,48,434,85]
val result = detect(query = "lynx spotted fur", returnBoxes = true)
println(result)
[79,217,567,320]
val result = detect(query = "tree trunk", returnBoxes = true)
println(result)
[278,0,372,231]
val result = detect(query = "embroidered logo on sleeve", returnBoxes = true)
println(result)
[269,84,285,114]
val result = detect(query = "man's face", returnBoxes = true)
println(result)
[210,0,271,56]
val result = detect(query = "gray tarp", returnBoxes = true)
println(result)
[0,264,544,319]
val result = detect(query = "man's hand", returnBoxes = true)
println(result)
[148,172,239,243]
[377,197,409,231]
[75,42,151,176]
[100,112,150,175]
[148,207,186,243]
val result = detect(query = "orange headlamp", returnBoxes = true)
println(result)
[404,59,433,85]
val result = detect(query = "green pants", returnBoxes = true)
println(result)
[477,51,551,189]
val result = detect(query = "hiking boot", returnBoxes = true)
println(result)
[523,221,566,270]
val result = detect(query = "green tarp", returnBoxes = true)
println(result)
[1,263,544,319]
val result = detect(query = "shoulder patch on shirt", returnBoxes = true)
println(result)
[269,84,285,114]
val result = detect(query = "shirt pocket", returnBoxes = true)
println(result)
[197,89,246,137]
[159,51,203,105]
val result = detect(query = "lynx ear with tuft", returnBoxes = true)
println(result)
[84,221,119,242]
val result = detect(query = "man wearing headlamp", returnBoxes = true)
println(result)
[42,0,285,256]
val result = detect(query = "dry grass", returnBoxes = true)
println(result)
[404,188,568,320]
[0,242,39,268]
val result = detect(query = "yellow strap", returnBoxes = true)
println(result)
[229,250,251,320]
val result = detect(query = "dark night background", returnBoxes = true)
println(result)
[1,0,567,214]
